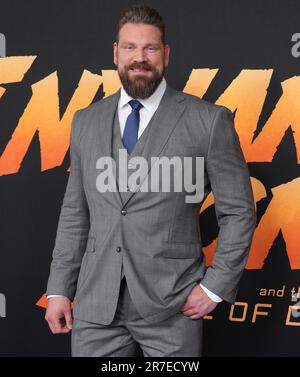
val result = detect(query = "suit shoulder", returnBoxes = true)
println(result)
[179,90,232,119]
[71,91,119,137]
[169,88,233,135]
[75,92,116,118]
[67,93,114,147]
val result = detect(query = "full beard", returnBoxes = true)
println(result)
[118,63,164,99]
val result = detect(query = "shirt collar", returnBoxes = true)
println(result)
[119,77,167,111]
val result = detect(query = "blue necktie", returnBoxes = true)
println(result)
[122,99,143,154]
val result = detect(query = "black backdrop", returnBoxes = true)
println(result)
[0,0,299,356]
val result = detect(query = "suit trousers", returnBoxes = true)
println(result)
[71,276,203,357]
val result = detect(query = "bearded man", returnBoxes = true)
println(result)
[45,4,256,357]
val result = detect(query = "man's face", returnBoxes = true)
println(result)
[113,22,170,99]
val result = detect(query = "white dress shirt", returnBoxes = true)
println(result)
[48,77,222,303]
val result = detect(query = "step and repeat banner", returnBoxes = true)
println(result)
[0,0,299,356]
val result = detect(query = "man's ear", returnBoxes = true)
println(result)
[113,42,118,65]
[164,44,170,67]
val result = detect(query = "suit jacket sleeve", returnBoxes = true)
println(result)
[200,106,256,304]
[46,110,90,300]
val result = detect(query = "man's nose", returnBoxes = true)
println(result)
[133,48,147,62]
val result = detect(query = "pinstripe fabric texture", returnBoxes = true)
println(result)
[46,84,256,331]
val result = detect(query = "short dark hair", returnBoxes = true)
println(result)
[116,4,166,44]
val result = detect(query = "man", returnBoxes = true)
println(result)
[45,5,256,357]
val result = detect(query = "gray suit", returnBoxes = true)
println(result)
[46,83,256,352]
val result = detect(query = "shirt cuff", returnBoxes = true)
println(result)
[47,295,66,299]
[199,283,223,303]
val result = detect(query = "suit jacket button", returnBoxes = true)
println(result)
[116,246,122,252]
[121,209,127,215]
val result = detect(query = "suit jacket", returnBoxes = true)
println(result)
[46,84,256,325]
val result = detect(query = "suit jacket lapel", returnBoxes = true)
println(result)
[96,83,187,209]
[97,88,123,208]
[122,84,187,207]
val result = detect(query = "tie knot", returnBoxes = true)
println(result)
[128,99,143,112]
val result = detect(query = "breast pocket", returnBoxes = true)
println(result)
[162,146,200,158]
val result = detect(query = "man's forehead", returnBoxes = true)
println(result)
[118,23,162,42]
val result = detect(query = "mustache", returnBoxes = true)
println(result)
[127,62,154,71]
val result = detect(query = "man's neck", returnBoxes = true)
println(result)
[119,77,167,110]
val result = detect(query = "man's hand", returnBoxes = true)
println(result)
[45,296,73,334]
[179,284,218,319]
